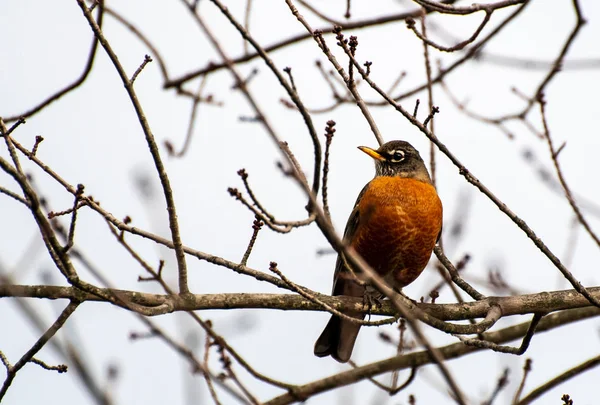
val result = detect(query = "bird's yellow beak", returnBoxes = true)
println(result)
[358,146,385,161]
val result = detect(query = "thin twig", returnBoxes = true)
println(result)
[539,94,600,249]
[165,6,457,88]
[29,358,68,374]
[517,354,600,405]
[129,54,152,84]
[0,117,26,137]
[322,120,335,222]
[3,4,104,123]
[455,313,544,355]
[243,0,253,55]
[434,247,485,300]
[76,0,190,294]
[134,317,249,404]
[315,25,384,145]
[264,307,600,405]
[240,217,263,266]
[170,73,208,157]
[0,185,29,206]
[512,358,532,404]
[0,301,80,400]
[215,339,260,405]
[227,186,316,233]
[104,6,169,81]
[63,184,85,253]
[419,13,437,188]
[407,8,492,52]
[201,0,322,198]
[268,262,397,327]
[349,360,417,395]
[203,330,224,405]
[482,368,510,405]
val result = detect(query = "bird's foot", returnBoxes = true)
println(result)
[363,286,385,320]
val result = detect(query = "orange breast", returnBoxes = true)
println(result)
[351,176,443,288]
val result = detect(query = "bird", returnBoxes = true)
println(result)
[314,140,443,363]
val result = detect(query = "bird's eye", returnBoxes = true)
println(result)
[390,150,405,162]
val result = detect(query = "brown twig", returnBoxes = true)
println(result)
[512,358,532,404]
[418,13,438,189]
[0,301,80,400]
[76,0,190,294]
[406,8,492,52]
[102,6,169,81]
[203,329,224,405]
[429,253,471,300]
[413,0,524,15]
[133,317,249,404]
[71,222,258,403]
[516,355,600,405]
[455,313,544,355]
[321,120,335,222]
[268,262,397,327]
[282,67,297,93]
[391,319,408,388]
[129,54,152,84]
[478,0,588,129]
[482,368,510,405]
[240,216,263,266]
[439,79,514,139]
[539,94,600,249]
[0,117,26,137]
[3,1,103,122]
[63,184,85,253]
[391,2,530,102]
[165,5,460,88]
[0,268,112,405]
[434,247,485,300]
[263,307,600,405]
[295,0,343,25]
[185,310,295,391]
[349,360,417,395]
[227,185,316,233]
[30,135,44,156]
[0,185,29,206]
[214,336,260,405]
[198,0,323,198]
[5,136,296,290]
[314,25,384,145]
[29,358,68,374]
[314,60,347,102]
[172,76,207,157]
[243,0,253,55]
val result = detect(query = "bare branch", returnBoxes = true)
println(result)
[517,355,600,405]
[76,0,190,294]
[0,301,80,400]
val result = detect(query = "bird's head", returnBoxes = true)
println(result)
[358,140,432,183]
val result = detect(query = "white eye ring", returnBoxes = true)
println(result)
[390,150,405,162]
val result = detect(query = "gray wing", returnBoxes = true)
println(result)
[331,183,370,295]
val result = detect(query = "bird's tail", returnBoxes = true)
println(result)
[314,313,365,363]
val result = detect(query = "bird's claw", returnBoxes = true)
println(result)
[362,287,385,320]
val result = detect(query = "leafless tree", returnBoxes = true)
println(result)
[2,1,600,404]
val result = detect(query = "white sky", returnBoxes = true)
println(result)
[1,1,600,404]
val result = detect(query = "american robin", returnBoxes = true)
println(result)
[314,140,443,363]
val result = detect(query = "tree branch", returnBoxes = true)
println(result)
[2,284,599,320]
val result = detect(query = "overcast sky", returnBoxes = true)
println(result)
[2,1,600,404]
